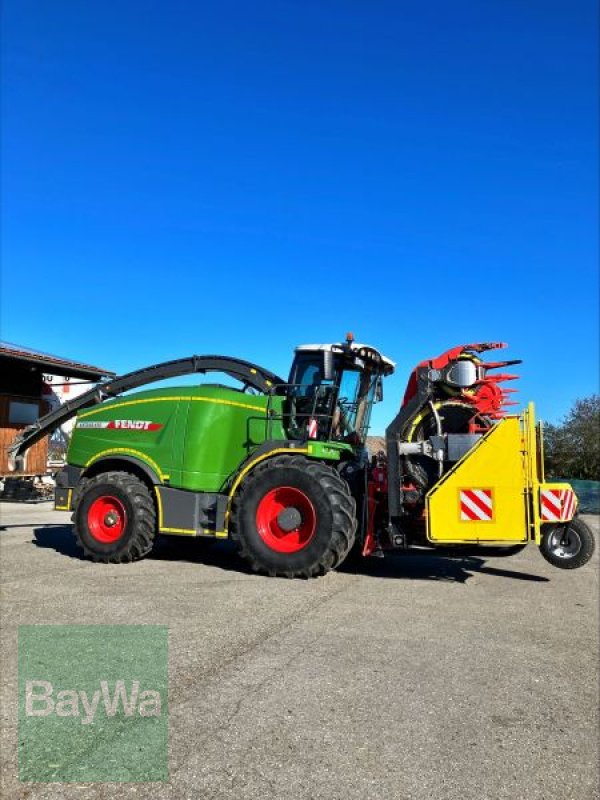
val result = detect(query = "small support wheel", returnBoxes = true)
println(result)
[539,517,595,570]
[73,471,157,563]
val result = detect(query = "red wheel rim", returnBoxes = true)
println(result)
[87,495,127,543]
[255,486,317,553]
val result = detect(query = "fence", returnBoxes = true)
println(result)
[553,479,600,515]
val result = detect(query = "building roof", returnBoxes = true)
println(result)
[0,341,115,381]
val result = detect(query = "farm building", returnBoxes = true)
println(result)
[0,342,114,478]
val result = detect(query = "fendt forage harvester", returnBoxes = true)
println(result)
[9,336,595,576]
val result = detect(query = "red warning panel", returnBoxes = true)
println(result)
[459,488,494,521]
[540,488,577,522]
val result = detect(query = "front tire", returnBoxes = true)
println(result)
[73,471,157,563]
[230,455,356,577]
[539,517,595,569]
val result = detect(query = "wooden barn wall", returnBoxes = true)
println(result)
[0,395,50,476]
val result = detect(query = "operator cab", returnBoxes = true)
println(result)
[286,334,395,445]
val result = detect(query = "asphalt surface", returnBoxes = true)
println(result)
[1,502,598,800]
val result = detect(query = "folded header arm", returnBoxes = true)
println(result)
[8,355,285,469]
[401,341,521,418]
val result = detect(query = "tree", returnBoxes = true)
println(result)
[544,394,600,480]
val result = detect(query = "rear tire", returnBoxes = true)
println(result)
[230,455,356,577]
[73,471,157,563]
[539,517,595,569]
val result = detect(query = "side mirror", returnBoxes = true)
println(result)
[323,350,334,382]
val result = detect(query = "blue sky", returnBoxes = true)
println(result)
[1,1,598,433]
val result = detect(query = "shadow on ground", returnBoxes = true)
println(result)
[31,524,549,584]
[339,550,549,583]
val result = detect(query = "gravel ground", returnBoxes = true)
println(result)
[1,502,598,800]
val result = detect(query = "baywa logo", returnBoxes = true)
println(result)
[25,679,162,725]
[19,625,168,783]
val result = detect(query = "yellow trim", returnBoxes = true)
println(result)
[55,488,73,511]
[154,485,162,518]
[537,420,545,483]
[78,395,266,419]
[85,448,166,481]
[160,526,196,535]
[224,447,309,529]
[191,396,265,412]
[524,402,543,543]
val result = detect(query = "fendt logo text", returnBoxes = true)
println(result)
[76,420,163,431]
[25,680,162,725]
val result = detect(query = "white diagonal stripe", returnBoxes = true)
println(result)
[542,490,562,513]
[472,489,493,510]
[461,492,490,520]
[564,491,576,520]
[541,496,560,521]
[560,489,571,519]
[543,490,562,511]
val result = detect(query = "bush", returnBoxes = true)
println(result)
[544,395,600,480]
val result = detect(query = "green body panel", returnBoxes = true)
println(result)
[68,387,186,482]
[306,441,353,460]
[67,385,311,492]
[177,387,285,491]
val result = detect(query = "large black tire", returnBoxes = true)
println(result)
[539,517,596,570]
[73,471,157,563]
[230,455,356,577]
